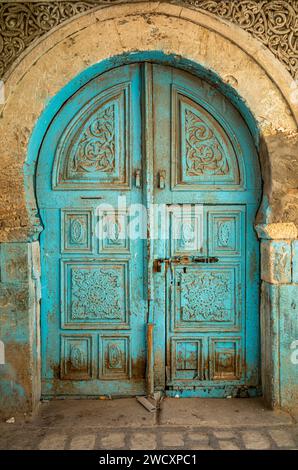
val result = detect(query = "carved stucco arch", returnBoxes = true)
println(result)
[0,1,298,242]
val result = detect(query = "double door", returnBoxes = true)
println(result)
[37,63,261,397]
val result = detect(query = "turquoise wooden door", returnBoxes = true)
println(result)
[37,63,261,397]
[37,65,147,396]
[151,65,261,397]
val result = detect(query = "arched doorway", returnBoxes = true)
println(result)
[36,62,261,398]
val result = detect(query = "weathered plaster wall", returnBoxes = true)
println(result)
[257,223,298,409]
[0,242,40,418]
[0,2,297,415]
[264,133,298,225]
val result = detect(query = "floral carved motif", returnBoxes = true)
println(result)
[72,104,115,174]
[185,109,229,176]
[107,343,123,369]
[69,346,85,369]
[187,0,298,80]
[0,1,297,79]
[71,267,122,319]
[0,1,102,77]
[218,221,232,247]
[70,217,86,244]
[181,271,231,321]
[180,222,195,246]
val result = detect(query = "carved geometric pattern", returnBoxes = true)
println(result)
[61,335,92,380]
[72,104,115,174]
[98,209,129,253]
[181,271,231,322]
[173,91,240,189]
[71,268,122,319]
[185,109,229,177]
[53,85,129,189]
[218,221,232,247]
[62,210,92,253]
[170,205,204,255]
[187,0,298,80]
[208,209,243,257]
[171,337,203,381]
[62,260,129,327]
[210,337,241,381]
[100,336,131,379]
[1,2,296,79]
[172,263,241,331]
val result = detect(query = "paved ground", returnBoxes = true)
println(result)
[0,398,297,450]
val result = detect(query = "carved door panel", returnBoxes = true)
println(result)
[152,65,261,397]
[38,64,147,396]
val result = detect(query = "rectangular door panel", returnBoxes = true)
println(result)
[61,259,130,329]
[170,262,242,332]
[208,208,244,257]
[167,335,243,388]
[163,204,246,392]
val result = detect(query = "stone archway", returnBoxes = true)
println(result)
[0,2,297,416]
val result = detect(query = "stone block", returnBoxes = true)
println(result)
[188,444,213,450]
[100,432,125,449]
[188,432,209,443]
[261,282,298,410]
[261,240,291,284]
[279,285,298,409]
[260,282,280,408]
[214,431,236,439]
[70,434,96,450]
[218,441,240,450]
[130,432,157,450]
[268,429,296,448]
[241,431,271,449]
[161,432,184,447]
[38,433,67,450]
[256,223,297,240]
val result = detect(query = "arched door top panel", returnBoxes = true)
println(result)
[172,88,241,190]
[37,64,141,203]
[53,82,130,190]
[38,62,261,203]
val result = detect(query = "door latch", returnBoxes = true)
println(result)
[154,258,170,273]
[154,256,218,272]
[193,256,219,263]
[135,169,141,188]
[158,170,166,189]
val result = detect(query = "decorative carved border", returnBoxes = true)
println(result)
[187,0,298,80]
[0,1,297,79]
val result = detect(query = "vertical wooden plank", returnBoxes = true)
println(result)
[142,63,155,395]
[142,63,154,311]
[151,64,173,391]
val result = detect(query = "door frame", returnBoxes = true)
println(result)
[32,56,263,399]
